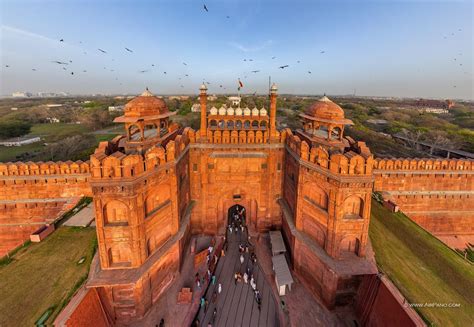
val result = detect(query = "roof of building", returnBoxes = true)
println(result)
[271,254,293,287]
[123,88,169,118]
[301,96,353,125]
[114,89,175,123]
[269,230,287,255]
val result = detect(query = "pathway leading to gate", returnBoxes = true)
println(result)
[195,229,279,327]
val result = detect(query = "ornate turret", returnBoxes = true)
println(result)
[114,88,176,154]
[298,96,353,150]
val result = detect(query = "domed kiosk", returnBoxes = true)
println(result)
[298,95,353,150]
[114,88,176,153]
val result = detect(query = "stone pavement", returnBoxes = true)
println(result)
[194,229,279,327]
[63,203,95,227]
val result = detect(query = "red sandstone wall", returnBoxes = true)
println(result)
[0,161,92,256]
[373,158,474,237]
[356,275,425,327]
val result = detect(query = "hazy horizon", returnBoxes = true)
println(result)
[1,0,472,99]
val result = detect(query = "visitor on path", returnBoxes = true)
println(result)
[212,290,217,304]
[195,273,201,289]
[234,272,238,285]
[240,254,244,265]
[212,275,216,285]
[212,308,217,323]
[200,297,205,309]
[205,299,209,312]
[236,272,243,283]
[243,272,248,284]
[221,248,225,257]
[159,318,165,327]
[228,224,233,234]
[218,283,222,294]
[251,277,256,291]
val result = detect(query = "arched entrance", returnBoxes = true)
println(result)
[227,204,246,228]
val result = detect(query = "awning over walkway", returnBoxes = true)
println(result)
[271,254,294,295]
[269,230,286,256]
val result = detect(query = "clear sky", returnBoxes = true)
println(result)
[1,0,472,99]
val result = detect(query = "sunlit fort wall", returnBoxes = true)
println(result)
[0,84,472,324]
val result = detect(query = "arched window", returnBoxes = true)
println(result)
[210,120,217,128]
[218,120,225,128]
[103,200,129,225]
[227,120,234,129]
[303,183,328,211]
[144,124,158,139]
[235,120,242,129]
[260,121,267,130]
[331,127,342,140]
[108,246,131,267]
[340,236,360,255]
[343,196,364,219]
[252,120,259,129]
[244,120,251,129]
[128,124,140,140]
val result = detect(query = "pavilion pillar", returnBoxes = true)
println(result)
[269,83,278,140]
[199,84,208,141]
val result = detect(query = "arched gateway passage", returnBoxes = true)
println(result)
[227,204,246,228]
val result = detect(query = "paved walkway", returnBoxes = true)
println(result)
[194,229,279,327]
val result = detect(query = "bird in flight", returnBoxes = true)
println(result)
[226,16,230,19]
[248,59,253,61]
[125,47,133,53]
[32,68,37,71]
[83,70,87,73]
[297,60,300,63]
[271,56,276,59]
[164,71,167,74]
[251,70,260,73]
[70,72,74,75]
[183,62,187,66]
[139,70,149,73]
[52,61,68,65]
[308,71,312,74]
[219,85,223,88]
[203,4,208,12]
[62,67,67,70]
[185,74,189,77]
[320,50,325,54]
[279,65,289,69]
[5,65,10,68]
[59,39,64,42]
[98,48,107,53]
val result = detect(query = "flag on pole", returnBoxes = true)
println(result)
[238,78,244,91]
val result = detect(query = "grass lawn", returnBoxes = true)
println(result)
[369,200,474,327]
[0,142,45,162]
[30,123,90,142]
[0,226,97,326]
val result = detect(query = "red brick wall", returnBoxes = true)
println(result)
[373,158,474,237]
[356,275,424,327]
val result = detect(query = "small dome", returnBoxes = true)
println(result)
[243,107,251,116]
[251,107,259,116]
[200,83,208,91]
[270,83,278,93]
[260,107,267,116]
[218,106,226,115]
[124,88,168,117]
[227,107,234,115]
[235,108,243,115]
[305,96,345,120]
[210,107,218,115]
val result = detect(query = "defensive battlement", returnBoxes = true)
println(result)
[373,158,474,172]
[90,127,195,179]
[208,106,268,117]
[283,129,374,176]
[0,160,90,177]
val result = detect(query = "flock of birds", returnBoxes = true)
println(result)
[2,3,469,92]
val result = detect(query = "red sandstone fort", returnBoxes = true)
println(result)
[0,85,472,324]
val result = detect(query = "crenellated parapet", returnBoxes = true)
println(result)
[90,128,194,179]
[374,158,474,171]
[0,160,90,177]
[284,128,374,176]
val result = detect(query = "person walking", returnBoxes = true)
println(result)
[218,283,222,294]
[212,308,217,323]
[200,297,205,309]
[159,318,165,327]
[211,275,216,285]
[240,254,244,265]
[243,272,248,284]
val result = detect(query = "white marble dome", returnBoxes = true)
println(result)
[235,107,243,115]
[227,107,234,115]
[218,106,226,115]
[243,107,251,116]
[210,106,218,115]
[252,107,259,116]
[260,107,267,116]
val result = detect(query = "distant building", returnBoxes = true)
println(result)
[207,95,218,101]
[366,119,388,125]
[191,103,201,112]
[228,96,241,106]
[46,117,60,123]
[12,92,32,98]
[46,104,63,108]
[0,136,41,147]
[418,108,449,114]
[108,105,125,112]
[10,107,18,111]
[168,96,190,100]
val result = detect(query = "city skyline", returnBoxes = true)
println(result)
[1,0,473,99]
